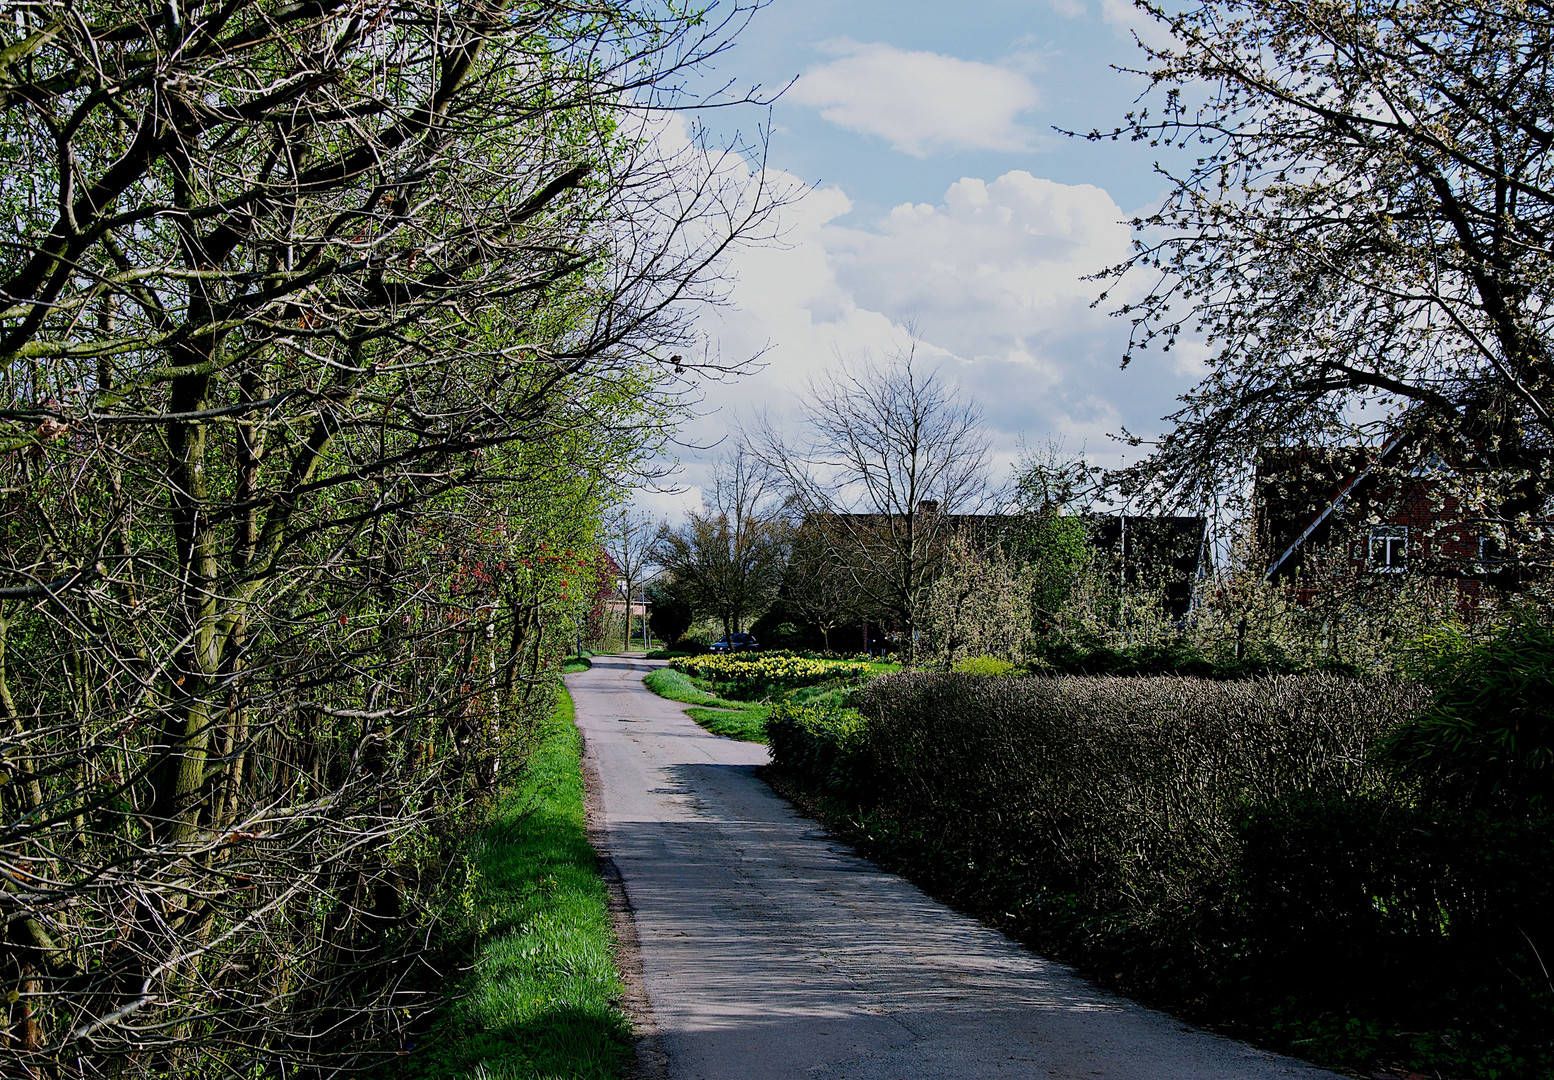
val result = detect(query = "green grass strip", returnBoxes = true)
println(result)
[683,705,769,743]
[403,686,632,1080]
[642,668,769,743]
[641,667,746,709]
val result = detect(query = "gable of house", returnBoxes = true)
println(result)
[1254,441,1540,587]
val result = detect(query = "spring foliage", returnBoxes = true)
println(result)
[0,0,772,1072]
[1103,0,1554,513]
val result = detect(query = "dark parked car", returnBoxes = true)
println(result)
[709,633,759,653]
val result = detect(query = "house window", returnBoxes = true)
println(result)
[1369,526,1407,573]
[1479,535,1505,565]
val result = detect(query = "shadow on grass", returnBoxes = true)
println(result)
[387,687,632,1080]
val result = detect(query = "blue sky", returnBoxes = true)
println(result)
[692,0,1170,213]
[644,0,1201,515]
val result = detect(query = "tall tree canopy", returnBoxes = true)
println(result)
[0,0,773,1071]
[1102,0,1554,516]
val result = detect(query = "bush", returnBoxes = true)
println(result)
[768,669,1554,1077]
[1235,794,1554,1074]
[951,655,1019,677]
[765,702,870,797]
[852,673,1420,952]
[1381,614,1554,810]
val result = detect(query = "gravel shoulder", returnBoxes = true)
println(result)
[569,655,1343,1080]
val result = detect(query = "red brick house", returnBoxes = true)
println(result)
[1254,437,1541,597]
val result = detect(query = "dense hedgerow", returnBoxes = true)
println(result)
[836,673,1420,938]
[769,671,1554,1077]
[765,702,868,795]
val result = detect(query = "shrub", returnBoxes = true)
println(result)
[852,673,1422,952]
[765,702,870,797]
[1380,614,1554,810]
[1235,794,1554,1073]
[951,655,1018,677]
[768,669,1554,1077]
[924,533,1033,666]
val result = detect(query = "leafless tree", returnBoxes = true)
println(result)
[0,0,778,1073]
[655,449,788,640]
[604,506,661,650]
[754,346,994,660]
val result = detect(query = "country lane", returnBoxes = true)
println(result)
[567,654,1342,1080]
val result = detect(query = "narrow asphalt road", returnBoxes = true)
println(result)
[569,655,1342,1080]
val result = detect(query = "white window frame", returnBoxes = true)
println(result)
[1368,526,1408,573]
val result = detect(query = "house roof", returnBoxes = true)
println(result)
[1258,433,1412,581]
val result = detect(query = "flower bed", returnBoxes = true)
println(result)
[668,651,871,688]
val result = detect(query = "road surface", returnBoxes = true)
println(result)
[569,655,1340,1080]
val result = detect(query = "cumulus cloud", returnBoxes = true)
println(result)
[624,75,1205,519]
[788,42,1043,157]
[674,167,1199,499]
[818,172,1165,446]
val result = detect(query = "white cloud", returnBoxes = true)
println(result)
[828,172,1128,332]
[1098,0,1180,49]
[817,172,1175,458]
[670,167,1199,504]
[788,42,1043,157]
[634,114,1203,516]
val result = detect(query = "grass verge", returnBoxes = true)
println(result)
[642,663,900,745]
[397,685,631,1080]
[641,667,741,707]
[683,705,769,742]
[642,668,770,743]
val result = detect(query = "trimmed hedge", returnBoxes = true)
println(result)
[857,674,1418,931]
[769,672,1554,1077]
[765,702,868,796]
